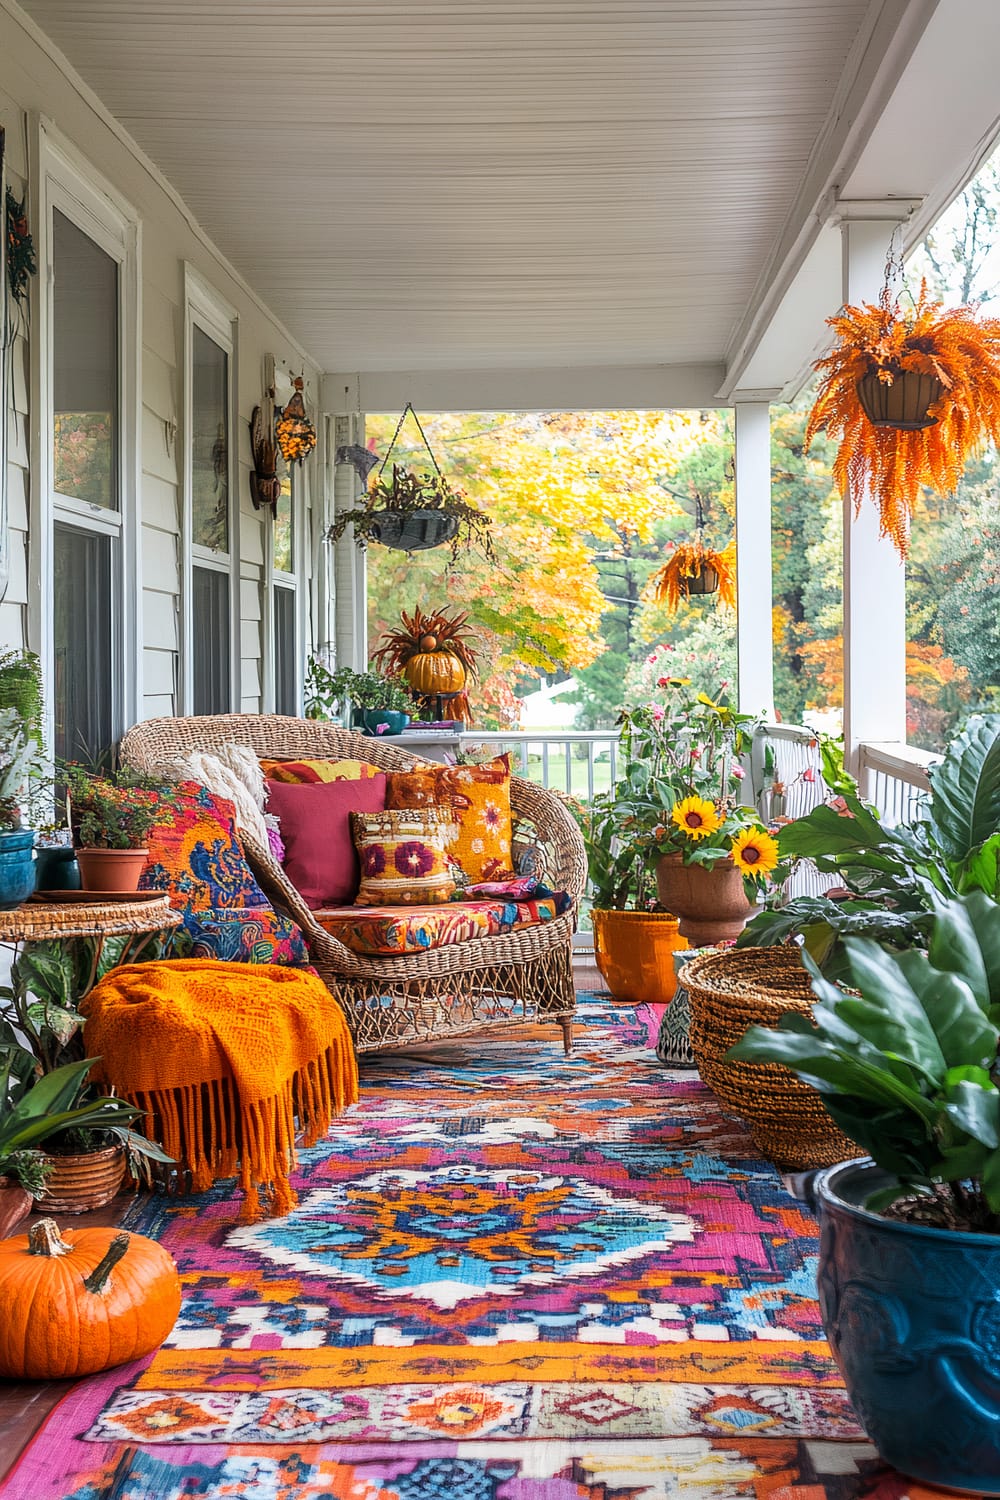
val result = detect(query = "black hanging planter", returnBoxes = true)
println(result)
[369,509,460,553]
[685,564,720,597]
[855,370,945,430]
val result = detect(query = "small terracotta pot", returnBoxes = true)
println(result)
[36,1145,126,1214]
[591,909,687,1005]
[0,1178,32,1238]
[655,852,755,946]
[77,848,149,893]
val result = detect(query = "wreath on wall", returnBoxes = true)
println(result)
[5,187,36,306]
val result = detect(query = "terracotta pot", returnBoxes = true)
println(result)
[36,1145,126,1214]
[655,852,756,946]
[591,909,687,1005]
[77,848,149,893]
[0,1178,32,1238]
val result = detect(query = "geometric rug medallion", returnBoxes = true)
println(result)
[0,997,937,1499]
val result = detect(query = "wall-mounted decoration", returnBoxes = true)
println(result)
[275,375,317,465]
[327,402,495,561]
[248,405,281,514]
[5,185,36,307]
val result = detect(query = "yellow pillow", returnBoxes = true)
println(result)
[386,756,513,883]
[261,757,381,784]
[351,807,458,906]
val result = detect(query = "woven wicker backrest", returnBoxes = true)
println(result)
[119,714,587,897]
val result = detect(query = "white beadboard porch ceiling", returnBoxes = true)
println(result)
[22,0,883,375]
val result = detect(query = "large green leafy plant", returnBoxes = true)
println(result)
[744,714,1000,976]
[582,685,776,909]
[730,891,1000,1232]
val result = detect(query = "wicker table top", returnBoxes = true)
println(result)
[0,895,181,943]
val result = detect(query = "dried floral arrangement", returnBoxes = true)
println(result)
[371,606,481,722]
[647,539,737,615]
[806,285,1000,557]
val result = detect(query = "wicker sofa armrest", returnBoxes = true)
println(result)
[239,831,358,969]
[510,777,587,899]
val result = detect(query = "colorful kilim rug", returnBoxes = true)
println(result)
[1,998,945,1499]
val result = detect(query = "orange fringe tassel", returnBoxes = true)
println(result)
[81,960,359,1222]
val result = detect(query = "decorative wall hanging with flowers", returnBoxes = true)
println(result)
[806,245,1000,558]
[275,375,317,466]
[5,186,36,306]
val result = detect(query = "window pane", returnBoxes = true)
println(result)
[192,565,230,714]
[53,523,113,762]
[274,584,297,716]
[273,475,293,573]
[192,327,229,552]
[53,210,118,510]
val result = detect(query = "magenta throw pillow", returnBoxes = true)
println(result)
[266,774,387,908]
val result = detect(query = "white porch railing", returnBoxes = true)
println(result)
[457,730,620,801]
[857,740,935,826]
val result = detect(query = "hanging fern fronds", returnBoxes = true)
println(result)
[806,287,1000,557]
[647,540,737,615]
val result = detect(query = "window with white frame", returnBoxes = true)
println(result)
[40,137,139,765]
[184,270,238,715]
[270,470,301,716]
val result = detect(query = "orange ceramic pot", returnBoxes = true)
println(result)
[654,852,756,946]
[77,848,149,893]
[591,908,687,1005]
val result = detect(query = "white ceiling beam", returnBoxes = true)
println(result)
[322,364,727,416]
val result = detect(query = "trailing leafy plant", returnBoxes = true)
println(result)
[327,465,496,562]
[730,890,1000,1233]
[744,713,1000,977]
[646,539,737,613]
[304,660,413,719]
[0,706,45,829]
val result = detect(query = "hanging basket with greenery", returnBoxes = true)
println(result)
[647,539,736,615]
[806,282,1000,558]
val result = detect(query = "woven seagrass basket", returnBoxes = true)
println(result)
[684,945,859,1171]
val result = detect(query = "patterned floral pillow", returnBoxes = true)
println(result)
[139,783,307,965]
[350,807,458,906]
[386,756,513,883]
[260,757,383,784]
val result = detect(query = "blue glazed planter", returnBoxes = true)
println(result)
[815,1158,1000,1495]
[0,829,36,909]
[358,710,410,737]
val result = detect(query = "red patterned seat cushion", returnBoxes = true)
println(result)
[314,895,565,957]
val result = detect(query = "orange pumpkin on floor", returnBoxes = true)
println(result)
[0,1218,181,1379]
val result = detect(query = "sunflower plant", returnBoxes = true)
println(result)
[581,683,784,909]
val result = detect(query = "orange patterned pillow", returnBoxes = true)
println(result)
[351,808,458,906]
[386,756,513,884]
[260,757,382,784]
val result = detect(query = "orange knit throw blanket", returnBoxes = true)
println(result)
[81,960,359,1221]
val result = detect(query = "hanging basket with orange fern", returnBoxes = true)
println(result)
[647,541,737,616]
[806,288,1000,557]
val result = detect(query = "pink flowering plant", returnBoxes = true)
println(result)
[581,681,779,909]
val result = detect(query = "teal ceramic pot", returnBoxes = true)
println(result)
[34,844,81,892]
[359,710,410,737]
[0,829,36,909]
[814,1157,1000,1495]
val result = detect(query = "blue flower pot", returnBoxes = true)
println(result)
[358,710,410,737]
[814,1158,1000,1495]
[0,829,36,909]
[34,844,81,892]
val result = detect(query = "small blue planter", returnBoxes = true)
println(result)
[0,829,36,909]
[34,844,81,892]
[358,710,410,737]
[814,1158,1000,1495]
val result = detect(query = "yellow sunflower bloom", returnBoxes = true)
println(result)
[671,796,721,841]
[730,827,780,879]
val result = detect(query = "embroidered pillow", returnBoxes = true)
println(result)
[386,756,513,883]
[266,775,388,909]
[351,807,458,906]
[260,757,383,784]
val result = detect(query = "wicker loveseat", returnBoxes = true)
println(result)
[119,714,585,1055]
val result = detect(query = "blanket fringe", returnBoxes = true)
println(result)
[131,1041,356,1222]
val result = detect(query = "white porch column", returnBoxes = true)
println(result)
[838,208,909,771]
[331,411,368,670]
[733,399,775,718]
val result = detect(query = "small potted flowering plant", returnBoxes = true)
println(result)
[63,765,173,893]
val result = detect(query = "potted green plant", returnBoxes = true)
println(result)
[328,464,496,563]
[64,765,172,892]
[315,666,415,737]
[0,705,47,909]
[744,712,1000,978]
[1,1043,170,1223]
[729,890,1000,1495]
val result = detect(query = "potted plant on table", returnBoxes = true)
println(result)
[0,705,46,909]
[729,889,1000,1495]
[64,764,171,892]
[312,666,415,737]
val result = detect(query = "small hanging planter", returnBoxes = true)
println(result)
[647,540,736,615]
[328,403,495,561]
